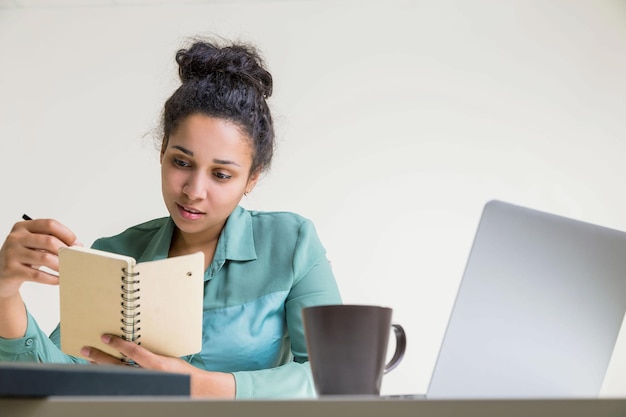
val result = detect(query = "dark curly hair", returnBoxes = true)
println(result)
[160,38,274,175]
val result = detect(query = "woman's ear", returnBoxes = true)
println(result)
[245,170,261,195]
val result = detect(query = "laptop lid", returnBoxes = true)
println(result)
[426,200,626,398]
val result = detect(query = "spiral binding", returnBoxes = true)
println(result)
[120,268,141,351]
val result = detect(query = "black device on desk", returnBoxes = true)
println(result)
[0,363,190,397]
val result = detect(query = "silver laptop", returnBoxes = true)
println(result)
[424,200,626,398]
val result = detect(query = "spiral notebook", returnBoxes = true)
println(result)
[58,246,204,360]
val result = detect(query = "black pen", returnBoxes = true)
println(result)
[22,214,32,221]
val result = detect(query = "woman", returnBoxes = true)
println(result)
[0,38,342,399]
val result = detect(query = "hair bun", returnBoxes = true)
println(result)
[176,40,273,98]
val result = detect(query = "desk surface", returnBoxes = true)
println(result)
[2,397,626,417]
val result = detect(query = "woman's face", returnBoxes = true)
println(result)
[160,113,259,242]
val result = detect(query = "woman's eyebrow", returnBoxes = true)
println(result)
[213,158,241,167]
[171,145,241,167]
[172,145,193,156]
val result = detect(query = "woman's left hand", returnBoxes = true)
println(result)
[80,334,235,398]
[81,334,192,373]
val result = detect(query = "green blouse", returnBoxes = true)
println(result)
[0,206,342,398]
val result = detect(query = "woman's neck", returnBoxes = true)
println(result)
[169,227,221,270]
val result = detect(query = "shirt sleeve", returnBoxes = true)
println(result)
[233,219,342,399]
[0,308,87,364]
[233,361,315,398]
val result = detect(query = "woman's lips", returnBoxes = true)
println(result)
[177,204,205,220]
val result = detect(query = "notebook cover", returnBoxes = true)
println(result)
[59,247,134,359]
[58,246,203,359]
[0,363,190,397]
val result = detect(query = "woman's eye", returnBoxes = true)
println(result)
[173,158,190,168]
[214,171,232,180]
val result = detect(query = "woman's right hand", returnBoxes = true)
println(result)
[0,218,81,299]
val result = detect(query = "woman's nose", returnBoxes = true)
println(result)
[183,173,207,200]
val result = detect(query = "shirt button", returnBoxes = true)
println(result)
[25,339,34,346]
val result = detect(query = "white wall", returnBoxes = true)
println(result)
[1,0,626,395]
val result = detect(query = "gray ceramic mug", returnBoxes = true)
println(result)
[302,304,406,396]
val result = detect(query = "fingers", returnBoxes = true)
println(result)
[18,218,81,249]
[79,345,126,366]
[10,242,60,272]
[81,335,157,368]
[84,335,188,374]
[98,334,158,369]
[0,218,79,292]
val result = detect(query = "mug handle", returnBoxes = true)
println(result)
[384,324,406,374]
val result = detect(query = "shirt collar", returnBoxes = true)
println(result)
[214,205,257,263]
[136,205,257,265]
